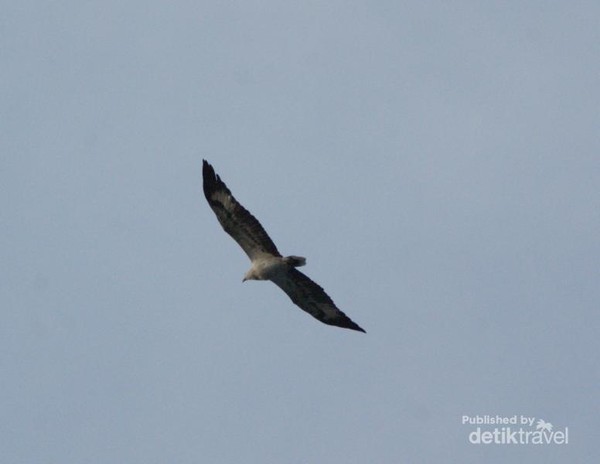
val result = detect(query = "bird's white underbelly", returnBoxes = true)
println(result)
[253,257,285,280]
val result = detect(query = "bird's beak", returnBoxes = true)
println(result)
[242,277,247,283]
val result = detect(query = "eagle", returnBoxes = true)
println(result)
[202,160,365,333]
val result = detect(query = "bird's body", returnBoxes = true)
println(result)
[243,255,295,282]
[202,160,365,333]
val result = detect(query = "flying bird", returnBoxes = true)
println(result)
[202,160,365,333]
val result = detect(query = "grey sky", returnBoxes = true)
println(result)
[2,1,598,463]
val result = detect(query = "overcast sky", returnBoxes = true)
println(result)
[2,1,599,463]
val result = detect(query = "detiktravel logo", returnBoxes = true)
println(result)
[462,415,569,445]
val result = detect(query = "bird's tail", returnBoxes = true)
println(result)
[283,255,306,267]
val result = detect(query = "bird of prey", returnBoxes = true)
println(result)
[202,160,365,333]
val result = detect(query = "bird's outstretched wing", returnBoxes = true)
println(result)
[202,160,281,260]
[270,268,366,333]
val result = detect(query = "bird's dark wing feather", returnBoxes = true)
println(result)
[270,268,366,333]
[202,160,281,260]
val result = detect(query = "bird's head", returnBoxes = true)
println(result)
[242,269,257,282]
